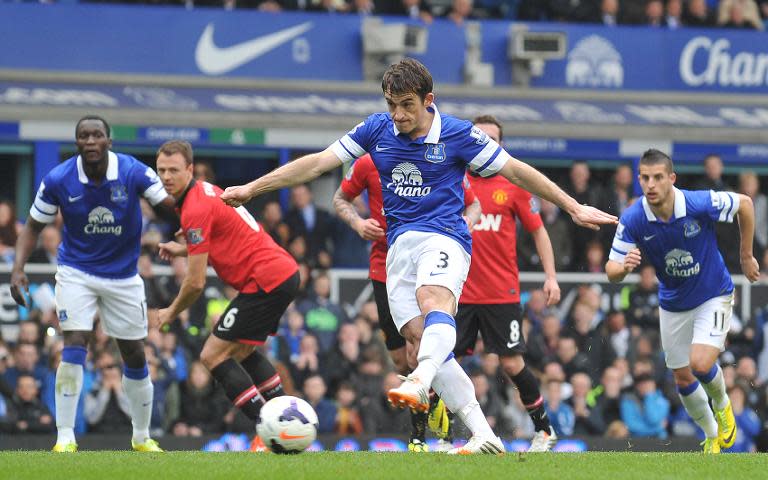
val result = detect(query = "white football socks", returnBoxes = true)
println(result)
[699,365,729,411]
[432,358,495,438]
[122,375,154,444]
[679,382,718,438]
[412,315,456,389]
[55,361,83,444]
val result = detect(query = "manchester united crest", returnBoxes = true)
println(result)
[492,189,507,205]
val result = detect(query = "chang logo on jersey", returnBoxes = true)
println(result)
[84,207,122,235]
[664,248,700,278]
[566,35,623,88]
[386,162,431,197]
[474,213,502,232]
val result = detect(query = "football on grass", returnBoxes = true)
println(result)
[256,395,319,454]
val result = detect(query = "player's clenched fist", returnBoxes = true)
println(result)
[623,248,642,273]
[220,184,253,207]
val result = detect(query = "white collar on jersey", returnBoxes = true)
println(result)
[392,103,442,144]
[77,151,119,184]
[642,187,686,222]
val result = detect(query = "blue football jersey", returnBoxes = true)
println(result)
[330,104,509,253]
[30,151,167,279]
[609,188,738,312]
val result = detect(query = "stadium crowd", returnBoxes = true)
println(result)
[1,156,768,452]
[29,0,768,30]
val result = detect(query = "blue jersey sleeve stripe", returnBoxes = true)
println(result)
[468,141,500,170]
[340,136,365,157]
[475,147,501,173]
[724,193,739,223]
[612,238,636,252]
[30,204,56,223]
[143,182,167,206]
[33,198,57,215]
[330,141,355,163]
[611,246,627,255]
[477,152,510,177]
[608,249,626,262]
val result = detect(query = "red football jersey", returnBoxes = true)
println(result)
[179,180,298,294]
[340,154,476,283]
[461,175,543,304]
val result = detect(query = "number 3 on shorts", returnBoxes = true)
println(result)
[436,251,449,269]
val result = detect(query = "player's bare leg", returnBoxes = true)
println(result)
[690,344,735,449]
[53,330,91,452]
[115,338,163,452]
[501,354,556,452]
[201,335,268,422]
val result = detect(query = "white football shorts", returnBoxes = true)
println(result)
[660,293,733,369]
[54,265,148,340]
[385,230,470,332]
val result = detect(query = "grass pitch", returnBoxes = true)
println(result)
[1,451,767,480]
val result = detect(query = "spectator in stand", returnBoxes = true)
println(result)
[587,366,625,436]
[555,336,591,381]
[469,369,505,433]
[523,289,550,328]
[644,0,665,26]
[276,307,307,366]
[585,240,606,273]
[624,264,660,336]
[17,321,42,350]
[564,161,603,270]
[330,196,370,269]
[378,0,434,23]
[738,171,767,258]
[284,185,334,268]
[27,225,60,264]
[259,201,290,248]
[0,385,14,433]
[620,372,669,438]
[727,382,762,452]
[10,374,54,434]
[351,346,388,407]
[324,323,362,395]
[2,343,48,391]
[446,0,474,25]
[351,0,375,14]
[159,331,188,383]
[603,163,635,219]
[603,310,631,360]
[172,361,227,436]
[544,378,575,437]
[569,372,603,435]
[526,313,562,370]
[569,302,616,381]
[665,0,683,28]
[302,374,336,433]
[297,272,349,353]
[193,160,216,184]
[288,333,322,389]
[334,381,364,435]
[598,0,619,25]
[0,200,19,264]
[718,0,765,29]
[363,371,411,434]
[684,0,716,26]
[85,360,132,434]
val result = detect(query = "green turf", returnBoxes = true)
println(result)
[1,451,767,480]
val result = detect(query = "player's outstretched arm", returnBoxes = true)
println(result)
[498,156,617,230]
[735,194,759,282]
[605,248,642,283]
[463,197,482,231]
[332,187,384,241]
[10,219,46,306]
[531,226,560,305]
[221,148,343,207]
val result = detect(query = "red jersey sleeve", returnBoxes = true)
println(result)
[462,174,476,207]
[340,154,374,199]
[183,194,215,255]
[511,187,544,233]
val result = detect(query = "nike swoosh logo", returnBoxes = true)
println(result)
[643,235,656,241]
[142,402,152,407]
[429,272,446,277]
[195,22,313,75]
[722,424,736,446]
[279,431,306,440]
[507,341,520,348]
[710,331,724,337]
[68,195,83,203]
[376,145,392,152]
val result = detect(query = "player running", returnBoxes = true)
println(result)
[153,140,298,431]
[222,58,616,454]
[10,115,173,452]
[449,115,560,452]
[606,149,759,454]
[333,152,480,452]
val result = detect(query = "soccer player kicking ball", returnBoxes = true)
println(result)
[153,141,298,433]
[10,116,174,452]
[605,149,760,454]
[222,58,616,454]
[333,153,481,452]
[451,115,560,452]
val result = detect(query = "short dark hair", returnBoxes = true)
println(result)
[75,115,110,138]
[639,148,674,173]
[472,114,503,139]
[381,57,433,101]
[157,140,194,165]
